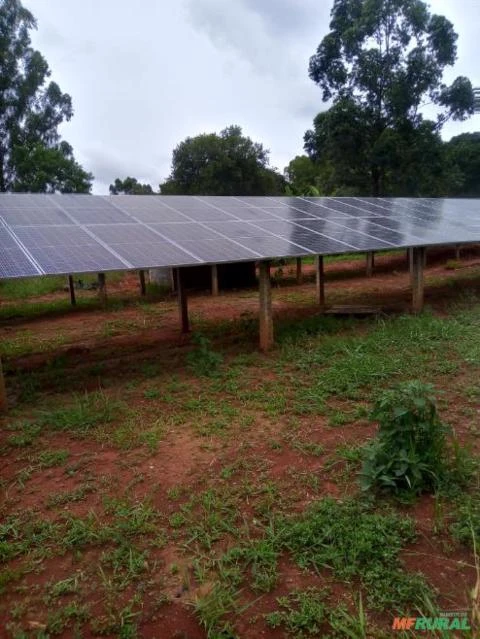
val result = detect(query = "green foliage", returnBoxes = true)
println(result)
[160,125,284,195]
[280,498,428,608]
[37,449,69,468]
[109,177,155,195]
[305,0,474,196]
[0,0,92,192]
[359,381,454,496]
[193,497,432,634]
[265,589,328,638]
[450,492,480,547]
[187,333,223,377]
[194,582,238,639]
[284,155,323,195]
[444,132,480,197]
[38,392,123,436]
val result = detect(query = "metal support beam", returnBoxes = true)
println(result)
[0,357,7,413]
[258,260,274,351]
[98,273,107,306]
[211,264,219,296]
[296,257,302,285]
[176,268,190,333]
[315,255,325,309]
[366,251,374,277]
[68,275,76,306]
[411,246,426,313]
[139,270,146,296]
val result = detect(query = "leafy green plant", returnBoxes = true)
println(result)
[265,588,328,638]
[359,381,457,496]
[187,333,223,377]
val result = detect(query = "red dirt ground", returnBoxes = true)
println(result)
[1,247,480,638]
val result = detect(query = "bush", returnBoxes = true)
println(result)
[187,333,223,377]
[359,381,453,496]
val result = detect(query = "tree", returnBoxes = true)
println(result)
[284,155,323,195]
[160,125,285,195]
[109,177,155,195]
[0,0,92,192]
[306,0,475,196]
[444,133,480,197]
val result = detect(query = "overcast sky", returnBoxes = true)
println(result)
[29,0,480,194]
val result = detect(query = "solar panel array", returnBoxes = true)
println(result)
[1,194,480,279]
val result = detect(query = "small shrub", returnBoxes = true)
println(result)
[359,381,460,496]
[187,334,223,377]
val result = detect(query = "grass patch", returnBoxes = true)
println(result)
[194,497,433,635]
[38,391,124,436]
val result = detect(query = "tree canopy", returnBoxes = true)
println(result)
[444,133,480,197]
[305,0,475,196]
[0,0,92,193]
[109,177,155,195]
[160,125,285,196]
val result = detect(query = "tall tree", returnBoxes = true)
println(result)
[160,125,285,196]
[306,0,474,196]
[0,0,92,192]
[110,177,155,195]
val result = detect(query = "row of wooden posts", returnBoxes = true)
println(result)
[0,246,434,413]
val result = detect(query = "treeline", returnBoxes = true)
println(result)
[1,0,479,199]
[286,132,480,198]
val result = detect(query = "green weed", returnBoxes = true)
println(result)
[265,588,328,638]
[359,381,471,497]
[187,333,223,377]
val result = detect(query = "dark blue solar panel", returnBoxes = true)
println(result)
[0,247,40,277]
[1,194,480,279]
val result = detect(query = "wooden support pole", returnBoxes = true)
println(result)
[97,273,107,306]
[258,260,274,351]
[68,275,76,306]
[408,247,414,274]
[366,251,374,277]
[455,244,461,260]
[0,357,7,414]
[296,257,302,285]
[176,268,190,333]
[411,246,426,313]
[211,264,219,296]
[139,270,146,296]
[315,255,325,309]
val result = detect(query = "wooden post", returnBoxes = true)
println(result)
[98,273,107,306]
[296,257,302,285]
[211,264,219,296]
[455,245,461,260]
[408,248,414,274]
[68,275,76,306]
[139,270,146,296]
[315,256,325,309]
[176,268,190,333]
[366,251,374,277]
[258,260,274,351]
[411,246,426,313]
[0,357,7,413]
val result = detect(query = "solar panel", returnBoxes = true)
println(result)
[0,194,479,279]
